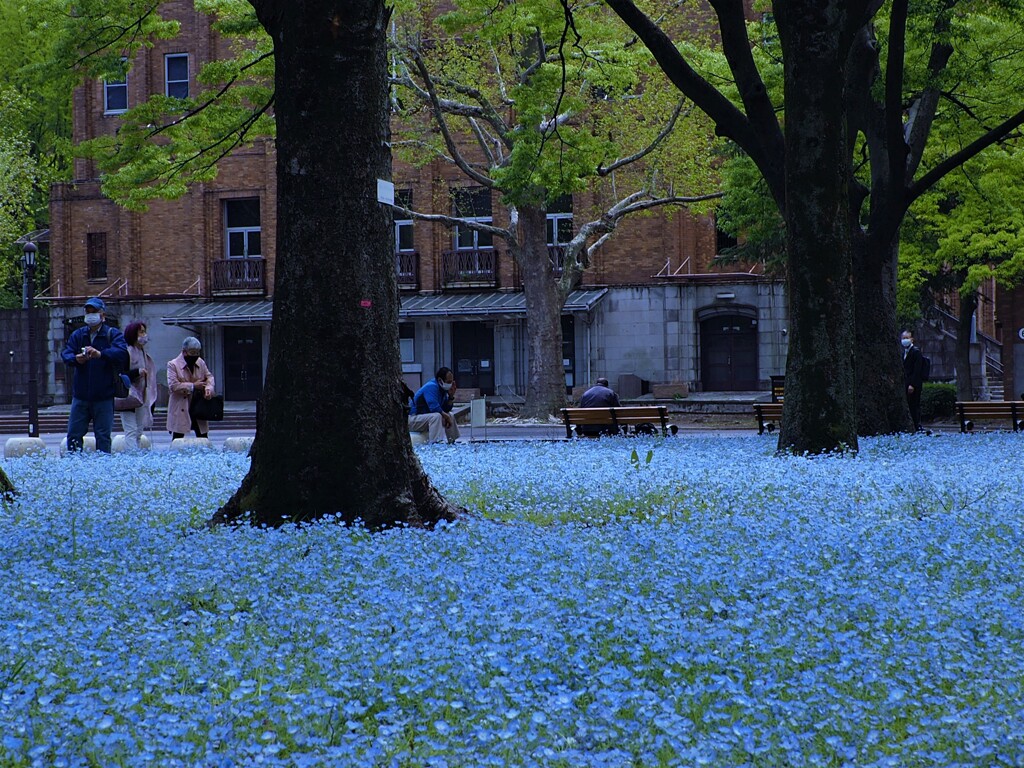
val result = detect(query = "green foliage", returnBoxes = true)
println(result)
[714,143,785,272]
[389,0,718,212]
[920,382,956,421]
[46,0,275,210]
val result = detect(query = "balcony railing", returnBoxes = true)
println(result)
[441,249,496,288]
[549,245,567,277]
[212,258,265,295]
[396,251,419,290]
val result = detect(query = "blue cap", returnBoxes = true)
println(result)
[84,297,106,311]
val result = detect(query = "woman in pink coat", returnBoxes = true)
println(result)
[167,336,216,439]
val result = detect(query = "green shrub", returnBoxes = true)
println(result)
[921,382,956,421]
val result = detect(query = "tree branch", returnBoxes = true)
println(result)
[602,0,786,212]
[408,52,495,187]
[598,100,690,176]
[907,106,1024,206]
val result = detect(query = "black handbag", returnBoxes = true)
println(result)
[113,372,131,399]
[189,393,224,421]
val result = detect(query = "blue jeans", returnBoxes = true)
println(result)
[67,398,115,453]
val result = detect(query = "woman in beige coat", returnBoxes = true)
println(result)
[167,336,216,438]
[121,321,158,449]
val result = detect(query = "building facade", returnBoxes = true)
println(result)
[42,0,788,404]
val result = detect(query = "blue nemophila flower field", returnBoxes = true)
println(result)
[2,434,1023,767]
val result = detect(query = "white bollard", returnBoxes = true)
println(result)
[112,434,153,453]
[60,436,96,456]
[4,437,48,459]
[169,437,213,451]
[222,436,254,453]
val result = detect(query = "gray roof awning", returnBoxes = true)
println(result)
[161,289,608,326]
[399,289,608,319]
[161,299,274,326]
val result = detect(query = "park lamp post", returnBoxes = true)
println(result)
[21,241,39,438]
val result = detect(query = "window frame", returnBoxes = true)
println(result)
[451,188,493,251]
[164,53,189,99]
[103,60,128,114]
[86,232,108,280]
[223,198,262,260]
[394,189,414,252]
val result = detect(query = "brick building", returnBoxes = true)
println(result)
[43,0,788,403]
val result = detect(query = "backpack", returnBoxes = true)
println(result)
[921,354,931,383]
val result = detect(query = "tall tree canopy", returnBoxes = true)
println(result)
[389,0,720,416]
[605,0,1024,448]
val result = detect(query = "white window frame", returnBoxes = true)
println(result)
[165,53,189,99]
[103,60,128,114]
[395,218,414,251]
[455,217,493,250]
[546,212,574,246]
[224,199,262,259]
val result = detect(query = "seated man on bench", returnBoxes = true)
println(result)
[408,366,461,444]
[578,377,621,436]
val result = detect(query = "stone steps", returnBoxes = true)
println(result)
[0,409,257,434]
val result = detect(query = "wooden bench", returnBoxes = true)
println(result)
[753,402,784,434]
[560,406,672,438]
[956,401,1024,433]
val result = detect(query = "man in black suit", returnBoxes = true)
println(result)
[901,330,925,431]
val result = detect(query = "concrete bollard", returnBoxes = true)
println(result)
[222,436,254,453]
[112,434,153,452]
[169,437,213,451]
[4,437,48,459]
[60,436,97,456]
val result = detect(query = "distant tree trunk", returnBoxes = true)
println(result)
[955,291,977,401]
[776,4,858,453]
[853,233,914,433]
[213,0,461,528]
[515,204,568,419]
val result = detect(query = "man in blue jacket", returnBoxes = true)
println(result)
[408,366,460,444]
[61,297,129,453]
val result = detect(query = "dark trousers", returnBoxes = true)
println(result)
[907,388,922,431]
[172,416,208,439]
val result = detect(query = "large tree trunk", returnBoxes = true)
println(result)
[212,0,461,528]
[955,291,977,401]
[853,233,914,434]
[517,204,569,419]
[775,6,858,454]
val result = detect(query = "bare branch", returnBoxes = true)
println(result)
[392,206,512,241]
[408,52,495,187]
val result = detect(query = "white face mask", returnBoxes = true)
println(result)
[440,381,453,391]
[84,313,102,327]
[137,334,149,346]
[901,338,912,348]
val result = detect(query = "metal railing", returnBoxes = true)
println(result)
[549,245,566,277]
[212,258,265,294]
[441,249,496,287]
[396,251,418,289]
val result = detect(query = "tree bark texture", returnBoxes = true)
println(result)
[853,233,914,433]
[516,205,569,419]
[213,0,461,528]
[775,6,858,453]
